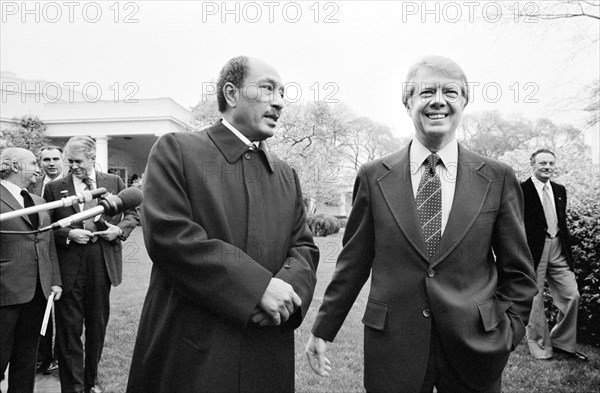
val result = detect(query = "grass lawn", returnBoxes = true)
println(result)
[98,228,600,392]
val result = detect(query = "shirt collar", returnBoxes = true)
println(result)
[209,120,274,172]
[222,118,258,149]
[410,137,458,168]
[73,169,96,186]
[1,179,26,206]
[531,175,551,191]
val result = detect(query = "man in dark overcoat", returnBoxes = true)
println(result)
[127,56,319,393]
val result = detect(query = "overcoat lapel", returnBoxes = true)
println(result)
[434,145,491,267]
[377,145,430,263]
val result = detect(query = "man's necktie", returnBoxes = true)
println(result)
[82,177,98,241]
[542,183,558,237]
[20,189,39,229]
[416,154,442,260]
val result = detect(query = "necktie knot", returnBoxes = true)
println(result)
[20,189,30,198]
[83,177,94,189]
[425,154,441,176]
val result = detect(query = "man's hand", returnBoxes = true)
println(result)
[95,221,121,242]
[68,229,94,244]
[305,333,331,377]
[50,286,62,301]
[250,306,275,327]
[257,278,301,326]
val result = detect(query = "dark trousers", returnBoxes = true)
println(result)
[37,311,55,366]
[0,283,46,393]
[419,323,502,393]
[56,242,111,392]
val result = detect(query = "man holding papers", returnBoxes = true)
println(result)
[0,147,62,393]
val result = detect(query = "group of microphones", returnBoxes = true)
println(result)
[0,187,144,233]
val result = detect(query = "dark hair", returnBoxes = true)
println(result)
[530,148,556,163]
[216,56,249,113]
[38,145,64,157]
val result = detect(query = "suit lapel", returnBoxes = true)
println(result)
[1,184,34,227]
[523,178,545,223]
[60,176,80,213]
[551,181,565,223]
[377,145,429,263]
[434,145,491,267]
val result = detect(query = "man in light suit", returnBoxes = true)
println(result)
[28,145,64,375]
[306,56,538,393]
[44,136,140,393]
[522,149,587,361]
[1,147,62,392]
[127,56,319,393]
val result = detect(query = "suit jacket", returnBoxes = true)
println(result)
[28,175,61,198]
[1,184,61,306]
[521,178,573,270]
[27,176,44,197]
[127,122,319,393]
[312,143,537,392]
[43,172,140,292]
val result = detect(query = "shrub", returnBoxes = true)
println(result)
[545,172,600,347]
[307,214,340,237]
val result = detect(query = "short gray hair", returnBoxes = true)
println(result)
[0,147,32,179]
[402,55,469,109]
[65,136,96,159]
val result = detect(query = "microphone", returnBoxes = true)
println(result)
[0,188,107,222]
[39,187,143,231]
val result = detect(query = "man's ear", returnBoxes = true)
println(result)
[223,82,238,109]
[405,103,412,117]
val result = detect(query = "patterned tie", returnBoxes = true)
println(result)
[542,183,558,237]
[416,154,442,260]
[20,189,39,229]
[82,177,98,241]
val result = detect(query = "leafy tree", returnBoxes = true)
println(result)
[190,89,220,130]
[458,111,537,160]
[0,116,49,152]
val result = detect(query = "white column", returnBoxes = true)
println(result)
[94,135,109,173]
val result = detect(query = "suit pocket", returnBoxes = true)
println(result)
[362,299,388,331]
[477,299,512,332]
[475,208,498,224]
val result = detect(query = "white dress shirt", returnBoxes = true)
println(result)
[531,175,556,212]
[73,170,96,211]
[409,138,458,235]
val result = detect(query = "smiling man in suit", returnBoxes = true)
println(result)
[522,149,587,362]
[43,136,140,393]
[1,147,62,393]
[306,56,538,393]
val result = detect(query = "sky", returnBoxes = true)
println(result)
[1,0,599,143]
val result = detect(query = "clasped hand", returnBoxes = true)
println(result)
[251,278,301,327]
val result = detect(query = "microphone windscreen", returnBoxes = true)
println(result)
[117,187,143,209]
[90,188,107,198]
